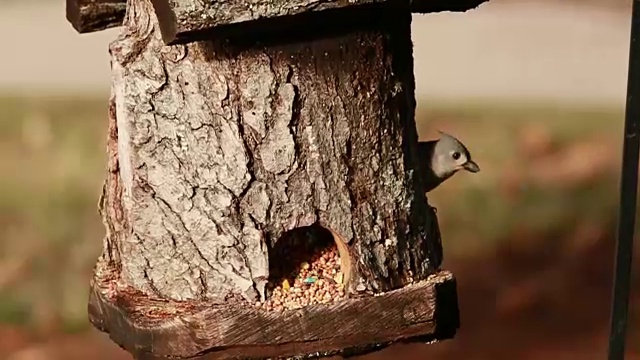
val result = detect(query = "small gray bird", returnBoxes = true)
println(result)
[419,131,480,193]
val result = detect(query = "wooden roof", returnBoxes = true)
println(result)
[67,0,488,44]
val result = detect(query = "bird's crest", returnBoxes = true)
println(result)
[436,130,470,155]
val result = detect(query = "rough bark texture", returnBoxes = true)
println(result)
[89,270,459,359]
[66,0,490,35]
[99,0,441,304]
[88,0,463,356]
[66,0,126,33]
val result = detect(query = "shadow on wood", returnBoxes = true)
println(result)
[89,268,459,359]
[267,224,353,294]
[65,0,490,35]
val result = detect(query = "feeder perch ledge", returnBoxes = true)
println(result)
[89,268,458,359]
[79,0,490,358]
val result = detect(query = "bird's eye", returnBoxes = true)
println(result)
[452,152,461,160]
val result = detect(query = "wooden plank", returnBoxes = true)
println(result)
[66,0,126,33]
[89,269,459,359]
[65,0,489,36]
[152,0,367,44]
[151,0,489,44]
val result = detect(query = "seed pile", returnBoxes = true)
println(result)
[254,245,346,312]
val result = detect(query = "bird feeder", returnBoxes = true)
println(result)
[67,0,488,358]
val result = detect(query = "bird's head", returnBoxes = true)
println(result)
[430,131,480,179]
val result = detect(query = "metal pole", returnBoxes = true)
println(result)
[607,1,640,359]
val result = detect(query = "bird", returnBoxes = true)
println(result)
[419,131,480,193]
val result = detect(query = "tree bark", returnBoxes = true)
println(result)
[98,0,441,305]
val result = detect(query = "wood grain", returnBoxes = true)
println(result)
[66,0,125,33]
[65,0,489,36]
[89,267,459,359]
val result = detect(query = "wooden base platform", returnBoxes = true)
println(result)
[88,269,459,359]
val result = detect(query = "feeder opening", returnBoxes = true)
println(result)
[254,224,351,311]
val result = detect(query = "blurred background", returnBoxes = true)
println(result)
[1,0,639,359]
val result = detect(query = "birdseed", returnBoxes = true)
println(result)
[253,245,346,312]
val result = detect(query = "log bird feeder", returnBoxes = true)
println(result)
[67,0,488,358]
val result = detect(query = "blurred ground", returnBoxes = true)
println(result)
[1,0,640,359]
[0,0,632,105]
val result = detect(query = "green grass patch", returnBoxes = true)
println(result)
[0,94,107,332]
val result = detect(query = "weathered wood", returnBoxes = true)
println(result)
[89,268,459,359]
[66,0,126,33]
[66,0,489,35]
[151,0,490,45]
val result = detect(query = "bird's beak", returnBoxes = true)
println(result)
[463,160,480,173]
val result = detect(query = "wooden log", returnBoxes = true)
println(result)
[66,0,489,35]
[102,0,441,303]
[66,0,126,33]
[89,268,459,359]
[89,0,464,357]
